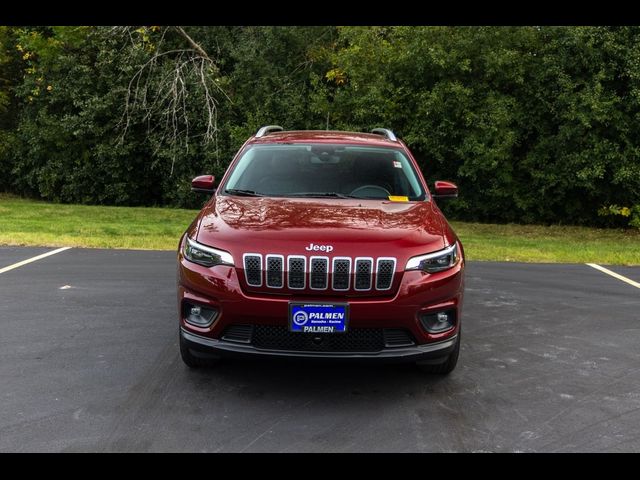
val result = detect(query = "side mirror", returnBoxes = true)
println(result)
[191,175,216,194]
[432,180,458,199]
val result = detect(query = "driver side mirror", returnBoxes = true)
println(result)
[432,180,458,199]
[191,175,216,194]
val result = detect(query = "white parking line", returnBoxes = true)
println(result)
[586,263,640,290]
[0,247,72,274]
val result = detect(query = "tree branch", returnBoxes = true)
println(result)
[112,26,228,171]
[174,26,213,64]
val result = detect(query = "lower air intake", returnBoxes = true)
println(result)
[222,324,254,343]
[252,325,391,352]
[383,329,415,347]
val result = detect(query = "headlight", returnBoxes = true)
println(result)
[405,243,459,273]
[183,237,234,267]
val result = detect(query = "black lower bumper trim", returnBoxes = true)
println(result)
[180,327,457,363]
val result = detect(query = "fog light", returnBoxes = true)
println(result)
[184,302,218,327]
[419,309,456,333]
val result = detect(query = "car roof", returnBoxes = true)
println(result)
[248,130,402,148]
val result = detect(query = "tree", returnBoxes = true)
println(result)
[2,26,638,227]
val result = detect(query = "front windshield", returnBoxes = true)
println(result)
[222,144,426,200]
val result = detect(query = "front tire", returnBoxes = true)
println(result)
[415,330,460,375]
[179,332,221,368]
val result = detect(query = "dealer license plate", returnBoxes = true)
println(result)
[289,303,349,333]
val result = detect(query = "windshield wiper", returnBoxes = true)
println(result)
[224,189,266,197]
[285,192,360,199]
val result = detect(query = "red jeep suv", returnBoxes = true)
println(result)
[177,126,464,374]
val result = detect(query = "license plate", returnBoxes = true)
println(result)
[289,303,349,333]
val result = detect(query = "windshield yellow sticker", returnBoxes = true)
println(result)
[388,195,409,202]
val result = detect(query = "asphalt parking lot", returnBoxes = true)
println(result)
[1,246,639,452]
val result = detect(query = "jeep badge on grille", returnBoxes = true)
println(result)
[305,243,334,253]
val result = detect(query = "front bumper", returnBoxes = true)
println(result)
[181,327,458,363]
[177,241,464,359]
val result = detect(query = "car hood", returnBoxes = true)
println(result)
[194,195,447,260]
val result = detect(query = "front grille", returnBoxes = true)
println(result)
[354,258,373,290]
[251,325,386,352]
[242,253,397,292]
[310,257,328,289]
[222,324,254,343]
[243,254,262,287]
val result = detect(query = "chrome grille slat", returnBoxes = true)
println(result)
[243,254,262,287]
[332,257,351,291]
[310,257,329,290]
[354,257,373,291]
[287,256,306,289]
[376,258,396,290]
[266,254,284,288]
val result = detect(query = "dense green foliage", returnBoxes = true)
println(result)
[1,26,639,226]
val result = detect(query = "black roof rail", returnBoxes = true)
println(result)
[370,128,398,142]
[255,125,284,138]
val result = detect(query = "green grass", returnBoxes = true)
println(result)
[1,194,639,264]
[0,194,197,250]
[451,221,640,265]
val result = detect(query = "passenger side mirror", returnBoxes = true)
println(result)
[432,180,458,199]
[191,175,216,194]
